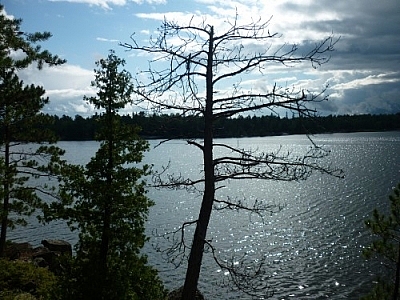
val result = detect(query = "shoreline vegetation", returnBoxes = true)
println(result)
[48,112,400,141]
[1,4,397,298]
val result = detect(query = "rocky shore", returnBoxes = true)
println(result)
[4,240,72,272]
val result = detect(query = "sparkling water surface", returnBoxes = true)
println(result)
[8,132,400,299]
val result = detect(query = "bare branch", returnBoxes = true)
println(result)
[213,142,343,182]
[121,14,341,298]
[151,162,204,192]
[152,219,198,268]
[204,240,274,298]
[213,196,283,221]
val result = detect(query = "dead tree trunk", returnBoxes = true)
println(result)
[121,16,339,299]
[182,26,215,300]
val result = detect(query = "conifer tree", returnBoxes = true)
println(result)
[44,50,165,300]
[0,4,65,256]
[363,183,400,300]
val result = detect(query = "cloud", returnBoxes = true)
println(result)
[49,0,166,9]
[132,0,400,117]
[19,64,93,89]
[328,83,400,115]
[18,64,96,116]
[49,0,127,9]
[317,71,400,115]
[130,0,166,4]
[0,6,15,19]
[97,37,120,42]
[25,0,399,116]
[333,72,400,91]
[136,11,204,23]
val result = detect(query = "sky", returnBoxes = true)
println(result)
[2,0,400,117]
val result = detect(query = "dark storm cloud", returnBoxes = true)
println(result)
[11,0,400,116]
[282,0,400,115]
[327,82,400,115]
[287,1,400,69]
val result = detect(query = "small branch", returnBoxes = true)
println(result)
[213,196,283,221]
[152,219,198,268]
[204,239,274,298]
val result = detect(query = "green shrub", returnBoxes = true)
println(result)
[359,279,393,300]
[54,254,167,300]
[0,259,58,300]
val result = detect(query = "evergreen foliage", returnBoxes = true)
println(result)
[0,5,66,256]
[0,259,58,300]
[43,51,166,300]
[360,278,393,300]
[363,183,400,300]
[47,112,400,141]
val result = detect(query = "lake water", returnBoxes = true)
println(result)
[8,131,400,299]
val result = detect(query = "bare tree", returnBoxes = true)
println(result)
[122,15,342,299]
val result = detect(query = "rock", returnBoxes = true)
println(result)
[32,246,55,266]
[4,242,33,260]
[4,239,72,274]
[167,286,205,300]
[41,239,72,256]
[33,256,47,268]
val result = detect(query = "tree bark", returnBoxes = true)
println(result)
[100,96,113,270]
[182,26,215,300]
[0,125,10,257]
[393,241,400,300]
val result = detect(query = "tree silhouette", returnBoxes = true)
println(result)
[363,183,400,300]
[122,15,342,299]
[0,5,65,256]
[43,51,165,299]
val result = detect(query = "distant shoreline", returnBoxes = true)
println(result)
[45,112,400,141]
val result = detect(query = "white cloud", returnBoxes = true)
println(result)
[1,6,15,19]
[49,0,166,9]
[136,11,200,23]
[17,64,95,116]
[49,0,126,10]
[46,88,95,99]
[69,102,96,114]
[333,72,400,91]
[20,0,399,116]
[96,37,120,42]
[130,0,166,4]
[18,64,93,90]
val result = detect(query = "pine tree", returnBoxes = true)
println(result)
[363,183,400,300]
[44,50,165,299]
[0,4,65,256]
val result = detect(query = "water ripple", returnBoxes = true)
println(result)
[7,132,400,299]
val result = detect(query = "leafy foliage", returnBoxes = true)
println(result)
[364,183,400,261]
[0,259,58,300]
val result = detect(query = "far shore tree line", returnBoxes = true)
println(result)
[1,3,400,300]
[46,112,400,141]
